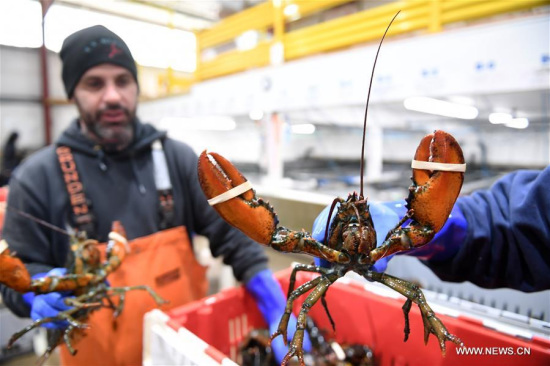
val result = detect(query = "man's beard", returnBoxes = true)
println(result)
[79,105,136,152]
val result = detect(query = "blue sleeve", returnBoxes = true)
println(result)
[425,166,550,292]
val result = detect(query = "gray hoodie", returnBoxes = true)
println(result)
[1,119,268,316]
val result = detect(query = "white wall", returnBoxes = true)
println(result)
[1,47,44,150]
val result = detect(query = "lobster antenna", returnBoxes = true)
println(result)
[6,205,71,236]
[359,10,400,199]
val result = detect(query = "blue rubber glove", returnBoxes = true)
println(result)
[311,201,399,272]
[245,269,312,363]
[380,199,467,261]
[22,268,74,329]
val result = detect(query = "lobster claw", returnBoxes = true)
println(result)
[407,129,465,236]
[0,241,31,293]
[197,151,278,245]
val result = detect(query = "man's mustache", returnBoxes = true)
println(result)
[97,105,131,118]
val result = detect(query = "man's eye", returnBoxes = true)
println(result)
[116,76,130,86]
[85,79,103,89]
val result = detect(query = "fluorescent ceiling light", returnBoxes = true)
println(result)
[291,124,316,135]
[505,118,529,129]
[284,4,300,20]
[160,116,236,131]
[236,30,259,51]
[489,112,512,124]
[489,113,529,129]
[404,97,479,120]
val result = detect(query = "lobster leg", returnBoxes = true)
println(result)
[269,264,338,366]
[365,270,462,355]
[63,326,79,356]
[198,151,350,264]
[271,276,322,348]
[287,264,336,331]
[109,285,169,308]
[286,264,323,299]
[278,272,341,366]
[371,130,465,261]
[8,305,91,349]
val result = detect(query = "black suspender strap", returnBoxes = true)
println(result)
[56,141,175,234]
[55,145,96,237]
[152,139,175,230]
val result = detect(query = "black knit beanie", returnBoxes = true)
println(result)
[60,25,138,98]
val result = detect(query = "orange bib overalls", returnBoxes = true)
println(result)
[59,226,207,366]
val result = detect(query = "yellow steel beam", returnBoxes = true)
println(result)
[286,0,356,19]
[284,2,428,59]
[190,0,548,87]
[286,18,429,60]
[198,41,271,80]
[274,0,285,44]
[157,73,194,94]
[282,0,425,41]
[429,0,442,32]
[197,0,358,50]
[198,2,273,49]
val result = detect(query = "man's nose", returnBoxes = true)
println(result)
[103,82,122,103]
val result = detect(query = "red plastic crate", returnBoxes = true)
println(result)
[153,268,550,366]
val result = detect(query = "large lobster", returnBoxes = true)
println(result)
[0,220,167,364]
[197,12,465,366]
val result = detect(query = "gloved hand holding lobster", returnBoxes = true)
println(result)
[311,201,400,271]
[0,221,167,361]
[378,199,467,262]
[311,200,467,269]
[22,268,74,330]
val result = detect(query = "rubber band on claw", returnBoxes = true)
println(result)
[411,160,466,172]
[207,181,254,206]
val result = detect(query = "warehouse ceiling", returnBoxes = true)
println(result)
[49,0,548,132]
[55,0,265,31]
